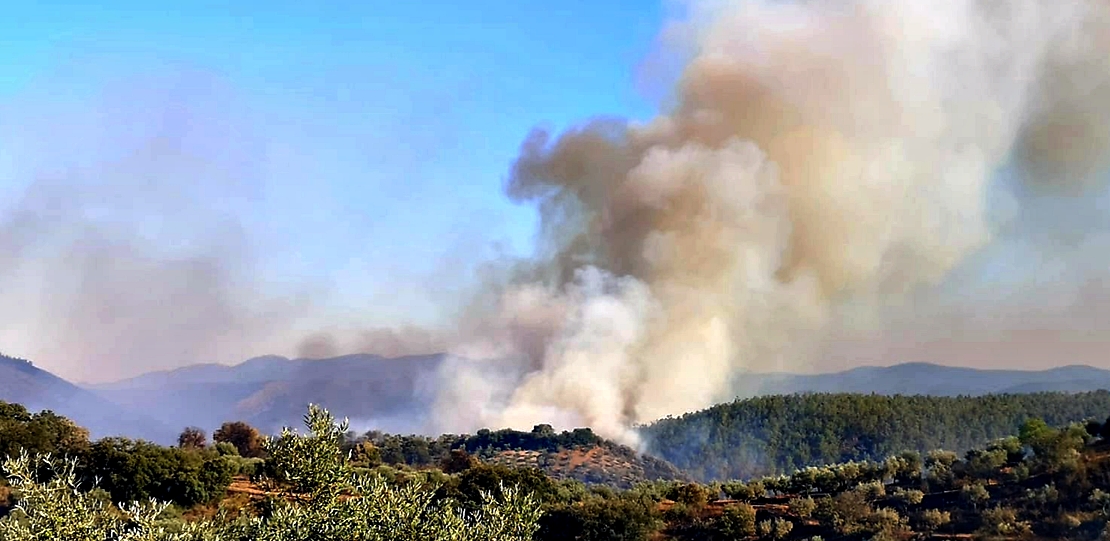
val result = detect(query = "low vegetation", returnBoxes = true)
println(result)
[7,394,1110,539]
[0,405,541,541]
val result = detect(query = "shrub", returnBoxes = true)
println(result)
[716,503,757,537]
[0,405,544,541]
[758,517,793,540]
[721,480,764,501]
[917,509,951,532]
[666,483,709,508]
[537,495,659,541]
[214,442,239,457]
[979,506,1031,537]
[789,496,817,518]
[892,487,924,505]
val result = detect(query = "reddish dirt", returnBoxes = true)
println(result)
[226,476,273,497]
[564,447,603,470]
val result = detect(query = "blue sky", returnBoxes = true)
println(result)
[0,0,666,327]
[7,0,1110,381]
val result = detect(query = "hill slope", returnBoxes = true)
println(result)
[354,424,689,489]
[731,362,1110,397]
[0,353,175,442]
[90,359,1110,442]
[643,390,1110,481]
[91,353,444,437]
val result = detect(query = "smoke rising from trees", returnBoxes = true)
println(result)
[426,0,1110,446]
[4,0,1110,446]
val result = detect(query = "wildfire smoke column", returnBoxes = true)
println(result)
[430,0,1110,447]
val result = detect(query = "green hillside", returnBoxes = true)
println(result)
[643,391,1110,481]
[9,399,1110,540]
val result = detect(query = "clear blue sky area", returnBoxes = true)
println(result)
[0,0,665,324]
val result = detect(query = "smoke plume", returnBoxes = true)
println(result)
[296,326,454,360]
[429,0,1110,446]
[5,0,1110,447]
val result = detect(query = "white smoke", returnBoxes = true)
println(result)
[426,0,1110,447]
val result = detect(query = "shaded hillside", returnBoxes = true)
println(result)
[0,353,174,442]
[91,353,443,437]
[643,391,1110,481]
[93,359,1110,443]
[731,362,1110,397]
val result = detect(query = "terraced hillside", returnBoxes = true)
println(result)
[487,444,688,488]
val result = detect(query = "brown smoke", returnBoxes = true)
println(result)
[430,0,1110,446]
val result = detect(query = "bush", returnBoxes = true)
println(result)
[715,503,757,537]
[222,456,263,478]
[0,405,544,541]
[721,480,764,501]
[537,495,659,541]
[666,483,709,508]
[916,509,951,532]
[74,439,234,507]
[979,506,1031,536]
[789,496,817,518]
[759,518,793,540]
[214,442,239,457]
[892,487,924,505]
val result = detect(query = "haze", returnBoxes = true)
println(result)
[3,0,1110,444]
[0,0,661,383]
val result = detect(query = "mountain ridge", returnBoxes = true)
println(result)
[0,353,176,442]
[7,350,1110,445]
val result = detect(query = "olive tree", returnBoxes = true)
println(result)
[0,404,543,541]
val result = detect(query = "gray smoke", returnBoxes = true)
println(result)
[427,0,1110,447]
[5,0,1110,448]
[296,326,455,360]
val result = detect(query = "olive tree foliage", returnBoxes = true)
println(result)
[0,452,204,541]
[246,405,543,541]
[0,404,543,541]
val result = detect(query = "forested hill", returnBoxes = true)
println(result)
[643,391,1110,481]
[349,424,689,488]
[0,353,175,442]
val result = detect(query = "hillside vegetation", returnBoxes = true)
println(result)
[350,425,687,488]
[0,354,174,442]
[644,390,1110,481]
[10,393,1110,539]
[0,405,542,541]
[13,350,1110,447]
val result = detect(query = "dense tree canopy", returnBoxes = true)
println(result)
[0,405,543,541]
[643,391,1110,481]
[176,427,206,450]
[75,437,234,507]
[213,421,265,458]
[0,401,89,459]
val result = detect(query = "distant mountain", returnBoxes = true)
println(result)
[0,353,175,443]
[82,357,1110,443]
[89,355,309,390]
[730,362,1110,397]
[90,353,445,439]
